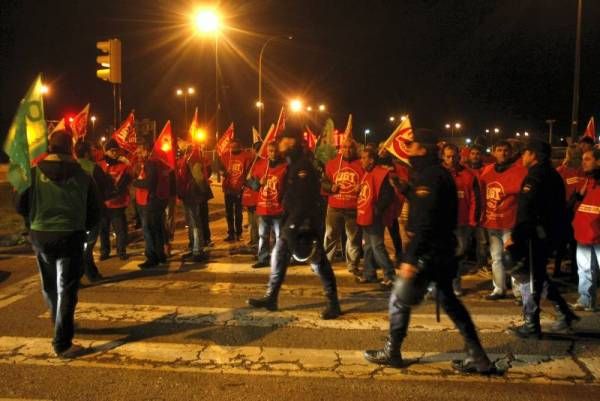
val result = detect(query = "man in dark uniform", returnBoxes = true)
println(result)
[246,131,342,319]
[363,129,495,374]
[506,140,579,337]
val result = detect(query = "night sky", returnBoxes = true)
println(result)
[1,0,600,150]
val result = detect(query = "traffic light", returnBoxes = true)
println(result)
[96,39,122,84]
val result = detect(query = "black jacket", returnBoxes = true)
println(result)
[512,161,567,248]
[404,155,458,265]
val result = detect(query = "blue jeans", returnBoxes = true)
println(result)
[258,215,282,263]
[363,220,396,281]
[35,245,83,353]
[323,207,361,270]
[452,226,472,292]
[487,228,521,297]
[576,243,600,308]
[184,202,206,256]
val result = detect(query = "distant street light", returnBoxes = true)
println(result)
[318,104,326,112]
[494,127,500,134]
[400,115,407,122]
[364,128,371,146]
[290,99,303,113]
[524,131,530,137]
[257,34,293,136]
[176,86,195,128]
[306,106,313,112]
[389,116,396,122]
[41,84,50,95]
[516,132,521,137]
[445,122,462,136]
[91,115,97,135]
[255,101,264,109]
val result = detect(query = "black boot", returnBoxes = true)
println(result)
[452,342,496,375]
[510,314,542,339]
[364,336,404,367]
[321,296,341,320]
[551,304,580,333]
[247,293,278,311]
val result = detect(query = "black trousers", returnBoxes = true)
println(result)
[99,207,128,257]
[389,256,483,351]
[140,200,168,263]
[200,200,211,243]
[225,193,243,237]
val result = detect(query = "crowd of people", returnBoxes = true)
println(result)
[16,125,600,370]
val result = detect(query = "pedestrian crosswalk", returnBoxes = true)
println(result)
[1,212,600,390]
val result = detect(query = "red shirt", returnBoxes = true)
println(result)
[221,151,251,194]
[324,155,364,209]
[252,159,288,216]
[480,162,527,230]
[556,165,585,201]
[573,178,600,245]
[99,160,130,209]
[356,166,390,227]
[448,166,477,227]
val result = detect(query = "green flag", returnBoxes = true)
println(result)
[314,118,337,165]
[2,75,48,193]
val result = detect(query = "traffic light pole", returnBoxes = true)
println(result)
[112,84,117,129]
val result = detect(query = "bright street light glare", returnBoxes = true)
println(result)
[485,129,490,133]
[307,106,313,112]
[445,124,451,129]
[494,127,500,133]
[41,84,49,95]
[290,99,303,113]
[91,115,97,122]
[255,101,264,109]
[100,136,107,142]
[455,123,462,129]
[194,10,220,34]
[176,89,183,96]
[524,131,529,137]
[389,116,395,122]
[400,115,407,122]
[364,129,371,134]
[188,87,195,95]
[318,104,326,112]
[466,138,472,144]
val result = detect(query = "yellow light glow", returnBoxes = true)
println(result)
[194,128,207,142]
[318,104,326,112]
[176,89,183,96]
[188,87,195,95]
[41,84,49,95]
[91,115,97,122]
[255,101,264,109]
[455,123,462,129]
[290,99,303,113]
[445,124,451,129]
[307,106,313,112]
[389,116,395,122]
[194,10,220,34]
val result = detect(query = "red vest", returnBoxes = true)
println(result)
[100,160,130,209]
[573,178,600,245]
[388,162,410,217]
[480,162,527,230]
[325,156,364,209]
[557,165,585,201]
[450,167,477,227]
[135,163,149,206]
[242,187,259,207]
[253,159,288,216]
[356,166,390,227]
[221,152,251,194]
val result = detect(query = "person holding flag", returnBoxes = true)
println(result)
[321,138,364,276]
[247,141,288,268]
[216,128,252,242]
[242,142,262,251]
[98,139,132,261]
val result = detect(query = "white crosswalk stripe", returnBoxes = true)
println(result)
[38,301,576,333]
[0,336,597,385]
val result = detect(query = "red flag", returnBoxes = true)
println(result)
[216,123,234,157]
[257,123,275,159]
[379,116,414,163]
[70,104,90,141]
[303,126,318,152]
[112,112,137,153]
[150,121,177,170]
[583,117,596,141]
[274,106,286,138]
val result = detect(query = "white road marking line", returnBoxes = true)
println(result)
[0,336,596,385]
[38,302,572,333]
[0,276,39,310]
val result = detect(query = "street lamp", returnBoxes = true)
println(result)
[306,106,313,112]
[445,122,461,136]
[192,8,222,142]
[91,115,97,135]
[41,84,50,95]
[176,86,195,128]
[389,116,396,123]
[364,128,371,146]
[524,131,529,137]
[318,104,326,112]
[494,127,500,134]
[290,99,303,113]
[516,132,521,137]
[258,34,293,136]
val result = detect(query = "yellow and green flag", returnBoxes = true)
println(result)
[3,74,48,193]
